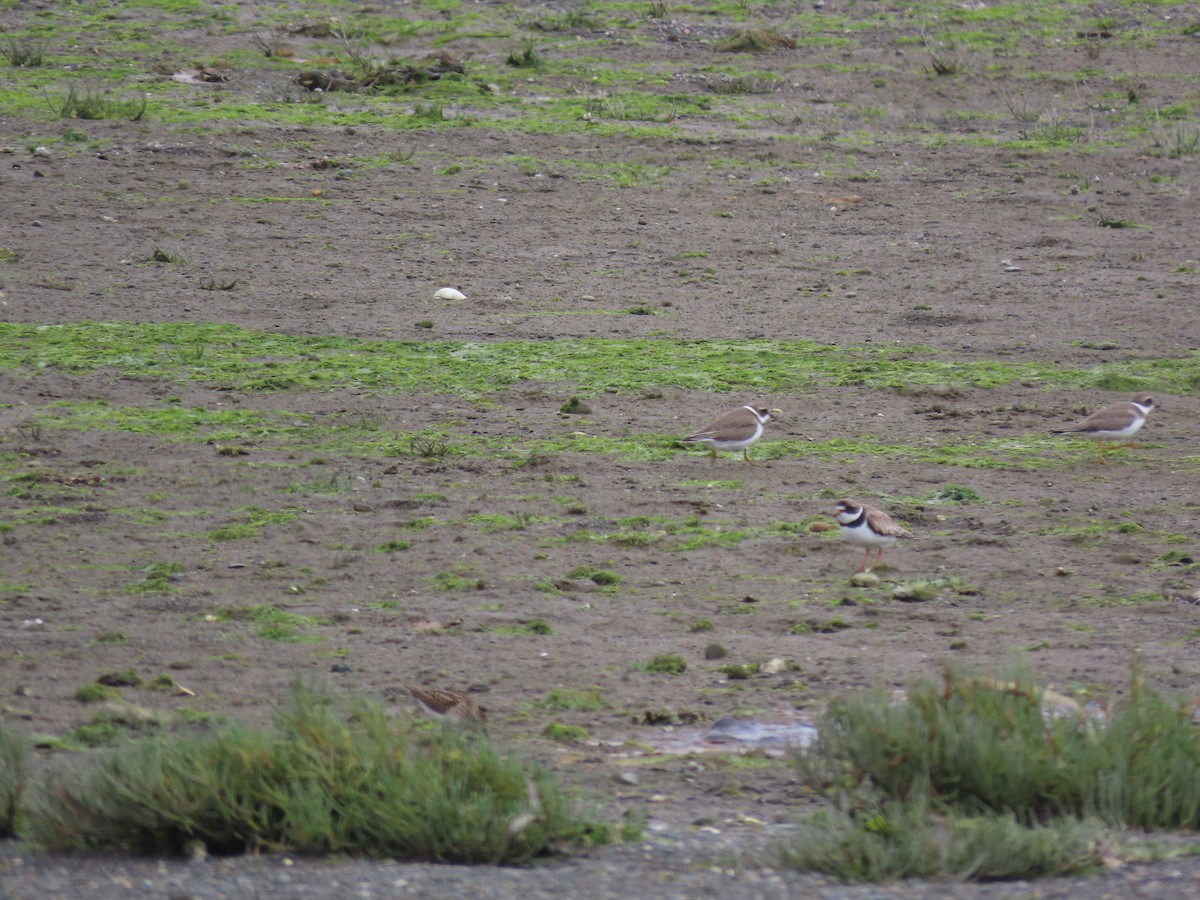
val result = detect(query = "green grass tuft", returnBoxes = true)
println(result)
[644,654,687,675]
[27,685,612,861]
[214,605,322,643]
[788,666,1200,881]
[506,39,542,69]
[75,683,122,703]
[0,722,29,838]
[540,688,605,712]
[47,82,147,121]
[565,565,622,586]
[372,539,411,553]
[97,669,143,688]
[717,663,758,679]
[542,722,589,743]
[782,797,1100,881]
[130,561,183,594]
[1,35,48,67]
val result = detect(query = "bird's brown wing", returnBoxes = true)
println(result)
[408,685,456,712]
[686,408,756,442]
[1057,402,1135,434]
[865,507,913,538]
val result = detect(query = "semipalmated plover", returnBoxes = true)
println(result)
[834,499,913,573]
[406,685,488,728]
[1051,393,1155,464]
[682,404,781,466]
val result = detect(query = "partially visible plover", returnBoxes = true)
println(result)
[406,685,488,728]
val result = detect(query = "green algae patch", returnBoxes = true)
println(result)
[2,323,1197,397]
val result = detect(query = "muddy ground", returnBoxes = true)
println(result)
[1,0,1200,893]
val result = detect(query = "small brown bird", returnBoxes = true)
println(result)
[834,499,913,574]
[682,404,782,466]
[406,685,488,728]
[1051,393,1156,464]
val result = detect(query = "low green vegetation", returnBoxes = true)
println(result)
[371,539,411,553]
[926,484,982,504]
[431,570,485,592]
[149,674,176,691]
[1,323,1192,397]
[90,630,128,645]
[540,687,606,712]
[64,721,126,749]
[716,662,758,679]
[47,82,148,121]
[20,687,614,860]
[565,565,622,586]
[786,667,1200,881]
[1,34,48,68]
[129,561,183,594]
[791,616,852,635]
[644,654,687,675]
[784,798,1099,881]
[488,619,554,636]
[207,507,301,542]
[0,0,1186,162]
[97,669,143,688]
[542,722,589,743]
[74,683,122,703]
[554,515,823,552]
[211,605,323,642]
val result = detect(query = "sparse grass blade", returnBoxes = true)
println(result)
[46,82,148,121]
[922,35,964,76]
[1145,108,1200,158]
[1083,679,1200,830]
[0,722,30,838]
[1,35,48,67]
[506,39,542,69]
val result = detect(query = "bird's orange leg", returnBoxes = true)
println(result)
[856,550,871,573]
[743,449,761,467]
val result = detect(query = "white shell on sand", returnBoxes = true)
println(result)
[433,287,466,301]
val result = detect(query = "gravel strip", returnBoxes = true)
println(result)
[4,826,1200,900]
